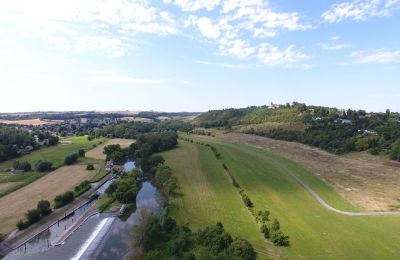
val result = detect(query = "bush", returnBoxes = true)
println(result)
[13,160,32,172]
[37,200,52,216]
[26,208,41,224]
[228,238,257,260]
[78,149,85,157]
[54,191,75,209]
[17,220,28,230]
[86,164,95,170]
[261,224,270,239]
[35,160,53,172]
[241,193,253,208]
[64,153,78,165]
[271,230,290,247]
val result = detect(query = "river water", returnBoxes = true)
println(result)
[4,162,164,260]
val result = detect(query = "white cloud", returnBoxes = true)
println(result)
[0,0,178,57]
[75,36,126,57]
[350,49,400,63]
[258,44,312,67]
[321,43,352,50]
[164,0,221,12]
[195,17,221,39]
[322,0,400,23]
[89,70,190,84]
[330,35,341,41]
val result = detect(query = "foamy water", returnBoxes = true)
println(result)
[70,217,114,260]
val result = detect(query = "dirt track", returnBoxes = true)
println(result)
[219,133,400,211]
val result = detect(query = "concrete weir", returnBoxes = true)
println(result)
[51,209,100,247]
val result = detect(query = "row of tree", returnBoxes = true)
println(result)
[13,160,53,172]
[17,200,52,230]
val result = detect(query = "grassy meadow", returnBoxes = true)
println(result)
[163,135,400,259]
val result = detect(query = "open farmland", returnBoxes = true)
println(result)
[86,138,134,160]
[0,118,62,126]
[219,132,400,211]
[0,136,105,197]
[165,135,400,259]
[0,165,93,234]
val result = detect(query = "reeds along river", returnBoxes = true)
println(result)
[4,162,164,260]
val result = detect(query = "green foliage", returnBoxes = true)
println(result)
[13,160,32,171]
[64,153,78,165]
[74,180,91,196]
[105,171,142,205]
[35,160,53,172]
[390,140,400,161]
[78,149,85,157]
[0,127,35,162]
[137,216,257,260]
[86,164,95,170]
[54,191,75,209]
[37,200,52,216]
[154,165,178,196]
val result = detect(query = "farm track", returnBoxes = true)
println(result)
[248,143,400,216]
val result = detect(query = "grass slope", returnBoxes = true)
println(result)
[163,142,273,258]
[188,135,400,259]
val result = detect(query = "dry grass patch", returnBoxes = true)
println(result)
[233,122,307,133]
[0,165,92,234]
[0,182,21,194]
[0,118,61,126]
[86,138,134,160]
[220,132,400,211]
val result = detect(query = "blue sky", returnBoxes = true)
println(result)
[0,0,399,112]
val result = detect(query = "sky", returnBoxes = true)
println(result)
[0,0,399,113]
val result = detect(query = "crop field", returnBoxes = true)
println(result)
[0,164,92,234]
[0,118,62,126]
[86,138,134,160]
[165,135,400,259]
[0,136,105,197]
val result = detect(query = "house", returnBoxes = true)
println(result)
[364,129,378,136]
[341,119,352,125]
[269,102,281,110]
[12,169,26,174]
[105,160,114,170]
[397,117,400,123]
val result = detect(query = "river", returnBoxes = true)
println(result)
[4,162,164,260]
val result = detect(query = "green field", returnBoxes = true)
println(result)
[163,135,400,259]
[163,142,274,258]
[0,136,106,196]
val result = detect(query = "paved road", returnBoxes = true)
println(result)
[261,148,400,216]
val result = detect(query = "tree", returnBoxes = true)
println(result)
[37,200,52,216]
[26,208,41,224]
[86,164,95,170]
[48,136,59,146]
[64,153,78,165]
[78,149,85,157]
[35,160,53,172]
[13,161,32,172]
[229,239,256,260]
[390,140,400,161]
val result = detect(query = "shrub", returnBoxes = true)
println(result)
[13,161,32,172]
[241,193,253,208]
[228,238,257,260]
[86,164,95,170]
[260,224,270,239]
[26,208,41,224]
[17,220,28,230]
[37,200,52,217]
[271,230,290,247]
[35,160,53,172]
[64,153,78,165]
[78,149,85,157]
[54,191,75,209]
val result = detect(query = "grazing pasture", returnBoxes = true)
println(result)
[164,135,400,259]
